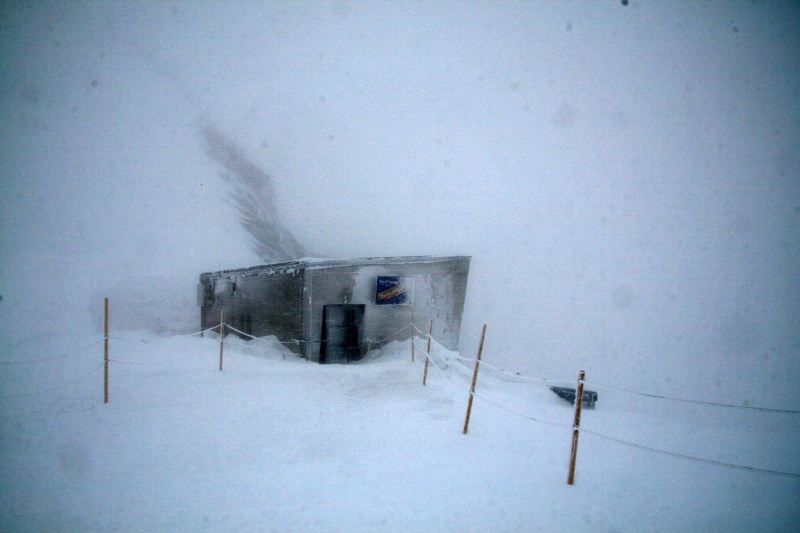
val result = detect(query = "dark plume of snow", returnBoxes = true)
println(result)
[200,126,306,262]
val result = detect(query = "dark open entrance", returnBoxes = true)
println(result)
[319,304,365,364]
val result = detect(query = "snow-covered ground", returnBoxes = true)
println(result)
[2,331,798,532]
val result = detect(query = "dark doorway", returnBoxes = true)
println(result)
[319,304,365,363]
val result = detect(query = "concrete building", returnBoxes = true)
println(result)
[198,256,470,363]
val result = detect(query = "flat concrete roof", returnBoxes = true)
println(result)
[202,256,470,279]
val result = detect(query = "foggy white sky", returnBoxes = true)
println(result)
[1,1,799,401]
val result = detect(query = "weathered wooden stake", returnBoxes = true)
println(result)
[426,319,433,354]
[218,310,225,371]
[410,308,416,362]
[422,320,433,385]
[462,324,487,434]
[567,370,586,485]
[104,297,109,404]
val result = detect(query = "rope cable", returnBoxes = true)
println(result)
[586,382,799,414]
[421,327,798,414]
[0,339,104,365]
[470,390,573,429]
[580,427,800,479]
[0,363,105,399]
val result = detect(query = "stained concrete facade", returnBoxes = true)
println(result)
[199,256,470,362]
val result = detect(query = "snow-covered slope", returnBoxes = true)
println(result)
[1,333,797,531]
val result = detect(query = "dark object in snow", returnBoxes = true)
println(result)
[549,386,598,408]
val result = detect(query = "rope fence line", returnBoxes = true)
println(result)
[579,427,800,479]
[425,346,490,385]
[586,382,800,414]
[469,380,800,479]
[0,339,104,366]
[414,340,448,376]
[219,323,268,341]
[224,326,302,346]
[223,322,411,351]
[98,310,800,484]
[471,390,573,429]
[221,323,289,360]
[367,323,412,348]
[452,357,477,376]
[1,323,231,393]
[6,318,798,414]
[0,363,105,399]
[411,323,429,337]
[455,354,553,385]
[0,331,92,351]
[217,326,318,346]
[5,307,800,482]
[108,359,152,366]
[107,336,152,344]
[182,324,223,337]
[461,367,800,480]
[108,319,800,481]
[104,325,222,345]
[415,324,800,481]
[101,325,226,368]
[415,339,569,428]
[417,324,800,415]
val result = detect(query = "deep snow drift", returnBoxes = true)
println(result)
[1,331,798,531]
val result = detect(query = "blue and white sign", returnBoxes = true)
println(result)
[376,276,407,305]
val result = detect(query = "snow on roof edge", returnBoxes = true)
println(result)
[201,255,470,279]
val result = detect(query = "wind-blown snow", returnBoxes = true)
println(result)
[201,125,306,262]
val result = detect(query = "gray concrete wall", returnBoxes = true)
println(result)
[200,268,305,354]
[303,257,470,362]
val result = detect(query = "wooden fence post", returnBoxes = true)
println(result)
[462,324,487,434]
[422,320,433,385]
[567,370,586,485]
[219,310,225,371]
[426,319,433,354]
[104,297,109,404]
[410,308,416,363]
